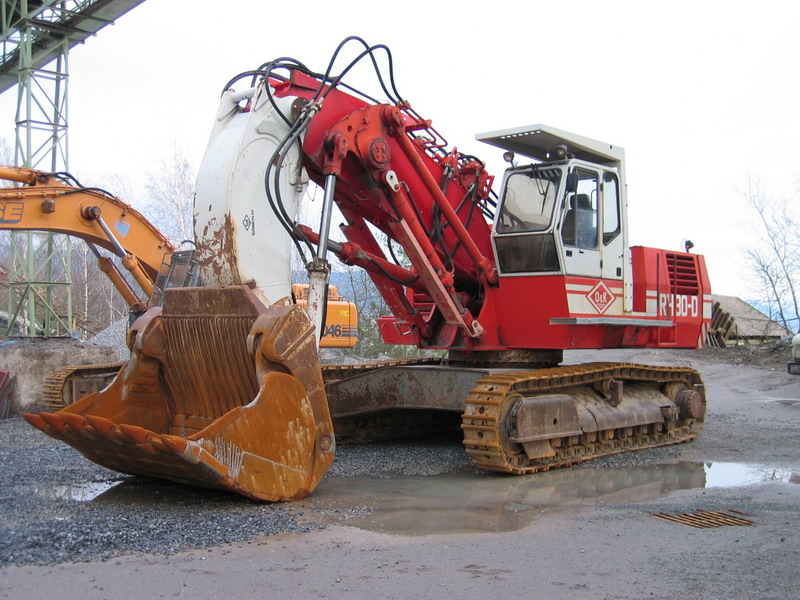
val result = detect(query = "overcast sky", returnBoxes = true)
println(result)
[1,0,798,298]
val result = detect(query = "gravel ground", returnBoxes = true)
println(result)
[0,421,490,566]
[1,344,799,584]
[0,418,684,567]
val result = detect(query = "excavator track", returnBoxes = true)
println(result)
[43,363,126,411]
[462,362,705,474]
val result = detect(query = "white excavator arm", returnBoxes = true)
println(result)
[194,83,308,307]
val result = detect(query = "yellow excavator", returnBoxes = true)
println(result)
[0,167,357,409]
[17,38,708,502]
[2,162,357,500]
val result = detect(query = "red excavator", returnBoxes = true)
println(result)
[23,38,709,501]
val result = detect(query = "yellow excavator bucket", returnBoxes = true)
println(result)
[24,286,335,502]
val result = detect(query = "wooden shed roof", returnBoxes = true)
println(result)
[711,294,792,339]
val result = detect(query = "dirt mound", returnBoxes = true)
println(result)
[0,338,118,413]
[694,338,793,371]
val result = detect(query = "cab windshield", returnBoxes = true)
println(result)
[496,167,562,233]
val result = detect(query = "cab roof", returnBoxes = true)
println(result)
[476,124,624,168]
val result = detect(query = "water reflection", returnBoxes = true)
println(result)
[703,463,795,487]
[32,461,798,537]
[34,481,122,502]
[312,461,798,536]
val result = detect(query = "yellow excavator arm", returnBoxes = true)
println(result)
[0,167,359,343]
[0,166,173,309]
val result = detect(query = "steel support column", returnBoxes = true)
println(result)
[7,3,71,336]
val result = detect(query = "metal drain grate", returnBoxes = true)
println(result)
[650,509,755,528]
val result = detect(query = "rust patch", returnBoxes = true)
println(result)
[195,213,240,284]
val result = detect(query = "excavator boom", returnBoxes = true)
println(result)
[0,167,171,279]
[0,167,173,306]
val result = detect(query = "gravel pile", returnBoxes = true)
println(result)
[88,318,130,361]
[693,339,793,371]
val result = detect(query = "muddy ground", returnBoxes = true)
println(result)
[1,344,799,600]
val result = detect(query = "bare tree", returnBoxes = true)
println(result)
[0,137,12,166]
[0,138,17,332]
[336,234,421,359]
[742,177,799,332]
[144,146,195,244]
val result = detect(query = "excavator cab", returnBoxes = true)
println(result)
[484,124,628,284]
[492,165,563,273]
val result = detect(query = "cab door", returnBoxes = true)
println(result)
[560,167,602,277]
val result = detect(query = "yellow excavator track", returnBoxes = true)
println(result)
[462,362,705,474]
[43,363,126,412]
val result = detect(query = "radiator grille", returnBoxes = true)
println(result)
[665,253,700,295]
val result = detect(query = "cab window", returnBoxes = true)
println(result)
[497,168,561,233]
[602,171,621,244]
[561,168,598,249]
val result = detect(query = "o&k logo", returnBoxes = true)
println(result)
[587,281,614,314]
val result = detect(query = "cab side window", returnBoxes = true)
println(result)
[561,169,598,249]
[602,171,621,244]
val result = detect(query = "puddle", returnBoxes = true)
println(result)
[703,463,795,487]
[34,481,122,502]
[32,462,798,536]
[311,461,798,536]
[757,396,800,406]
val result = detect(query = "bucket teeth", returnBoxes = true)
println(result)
[38,411,66,431]
[160,434,189,455]
[118,423,151,445]
[59,412,86,430]
[84,415,115,435]
[22,412,47,432]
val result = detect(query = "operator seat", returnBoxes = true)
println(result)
[562,194,595,249]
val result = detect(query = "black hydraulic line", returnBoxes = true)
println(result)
[45,171,121,202]
[316,37,402,105]
[386,238,404,268]
[253,38,499,283]
[49,171,82,187]
[397,181,433,240]
[367,256,420,286]
[260,38,417,268]
[61,186,117,198]
[221,58,305,95]
[446,187,481,261]
[263,104,319,260]
[259,59,313,126]
[431,204,454,271]
[220,69,266,95]
[319,281,329,341]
